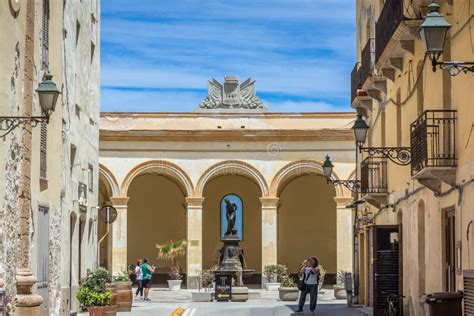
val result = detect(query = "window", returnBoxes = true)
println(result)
[40,0,49,179]
[41,0,50,70]
[88,164,93,192]
[40,120,47,178]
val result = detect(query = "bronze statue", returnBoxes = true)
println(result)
[224,198,238,236]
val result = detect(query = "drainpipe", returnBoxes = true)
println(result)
[353,142,360,304]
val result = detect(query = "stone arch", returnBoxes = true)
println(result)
[270,159,344,197]
[121,160,194,197]
[196,160,269,197]
[99,163,120,197]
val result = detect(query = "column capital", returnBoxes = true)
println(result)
[333,196,354,208]
[260,197,279,208]
[185,197,205,207]
[109,196,130,207]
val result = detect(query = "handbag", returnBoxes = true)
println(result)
[298,269,313,291]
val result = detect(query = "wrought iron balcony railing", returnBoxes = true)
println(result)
[375,0,405,63]
[361,157,388,194]
[360,38,376,87]
[410,110,457,175]
[351,62,361,104]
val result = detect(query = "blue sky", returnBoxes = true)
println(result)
[100,1,356,113]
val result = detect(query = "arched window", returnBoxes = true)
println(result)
[396,88,402,147]
[416,60,424,115]
[418,200,426,296]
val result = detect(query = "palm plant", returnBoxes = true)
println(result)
[156,240,187,280]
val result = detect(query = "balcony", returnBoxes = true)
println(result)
[361,157,389,208]
[360,38,376,88]
[410,110,457,194]
[351,62,360,105]
[375,0,423,72]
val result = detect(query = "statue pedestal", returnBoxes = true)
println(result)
[217,235,244,287]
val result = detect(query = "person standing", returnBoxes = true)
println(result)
[141,258,156,301]
[297,257,320,313]
[134,259,143,299]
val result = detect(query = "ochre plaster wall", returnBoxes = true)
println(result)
[202,175,262,272]
[127,174,187,273]
[277,174,337,273]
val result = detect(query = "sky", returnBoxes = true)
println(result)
[100,0,356,113]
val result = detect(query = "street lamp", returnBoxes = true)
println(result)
[352,113,369,147]
[36,71,60,116]
[323,155,362,193]
[0,71,60,138]
[355,113,412,166]
[421,1,474,75]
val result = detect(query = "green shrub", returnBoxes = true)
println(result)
[280,275,297,288]
[263,264,288,282]
[336,270,348,285]
[113,275,130,282]
[80,268,112,292]
[76,287,112,308]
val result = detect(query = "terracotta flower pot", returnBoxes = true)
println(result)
[114,281,133,312]
[88,306,117,316]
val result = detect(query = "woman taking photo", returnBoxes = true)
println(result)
[297,256,320,313]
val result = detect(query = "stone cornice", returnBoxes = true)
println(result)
[101,111,356,119]
[100,129,354,142]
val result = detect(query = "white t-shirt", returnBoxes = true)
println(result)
[135,265,143,280]
[303,267,319,285]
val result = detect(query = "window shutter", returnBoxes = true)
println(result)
[464,271,474,315]
[41,0,50,70]
[40,121,47,178]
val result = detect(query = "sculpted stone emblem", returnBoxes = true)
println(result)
[198,76,267,110]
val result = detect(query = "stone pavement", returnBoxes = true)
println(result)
[80,288,366,316]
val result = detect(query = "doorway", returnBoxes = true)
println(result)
[445,209,456,292]
[369,225,402,316]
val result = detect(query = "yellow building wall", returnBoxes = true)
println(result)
[127,175,187,274]
[202,175,262,272]
[278,174,337,274]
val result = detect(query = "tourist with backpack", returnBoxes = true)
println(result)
[296,256,320,313]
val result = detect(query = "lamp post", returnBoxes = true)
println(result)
[323,155,362,193]
[354,113,412,166]
[421,1,474,75]
[0,72,60,138]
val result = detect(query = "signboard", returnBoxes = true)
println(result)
[220,194,243,241]
[99,204,117,224]
[215,273,232,302]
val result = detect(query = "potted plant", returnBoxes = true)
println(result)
[334,270,348,299]
[192,265,218,302]
[263,264,287,291]
[278,275,299,301]
[113,267,133,312]
[157,239,187,291]
[77,268,115,316]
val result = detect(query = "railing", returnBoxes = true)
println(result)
[375,0,404,63]
[360,38,376,87]
[361,157,388,194]
[410,110,457,175]
[351,62,360,104]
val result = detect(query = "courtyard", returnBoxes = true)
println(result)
[78,288,366,316]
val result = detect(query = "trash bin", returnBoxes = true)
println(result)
[419,292,463,316]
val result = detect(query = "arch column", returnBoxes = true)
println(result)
[186,197,204,289]
[261,197,279,287]
[109,196,130,276]
[334,196,354,273]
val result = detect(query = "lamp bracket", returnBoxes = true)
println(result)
[327,178,362,193]
[0,116,48,139]
[359,146,411,166]
[432,59,474,76]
